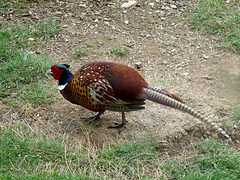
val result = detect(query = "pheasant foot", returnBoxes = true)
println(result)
[108,112,127,133]
[81,112,104,124]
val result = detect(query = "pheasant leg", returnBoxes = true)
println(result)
[81,112,104,124]
[108,112,128,133]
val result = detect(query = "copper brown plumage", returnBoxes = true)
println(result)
[47,61,232,142]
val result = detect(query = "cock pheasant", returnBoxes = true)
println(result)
[47,61,232,142]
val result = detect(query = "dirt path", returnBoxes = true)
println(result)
[3,0,240,147]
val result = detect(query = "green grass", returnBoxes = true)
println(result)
[154,77,166,85]
[232,108,240,132]
[1,125,239,179]
[0,20,61,108]
[112,11,121,21]
[0,125,159,179]
[186,0,240,52]
[0,0,52,15]
[85,40,104,48]
[0,125,87,179]
[162,138,240,179]
[73,49,87,59]
[97,140,158,179]
[0,0,27,14]
[110,45,129,56]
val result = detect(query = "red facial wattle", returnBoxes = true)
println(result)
[51,65,64,80]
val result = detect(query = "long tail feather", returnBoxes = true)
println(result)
[141,88,232,142]
[149,86,184,103]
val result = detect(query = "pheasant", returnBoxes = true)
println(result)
[47,61,232,142]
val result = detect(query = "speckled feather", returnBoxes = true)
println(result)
[60,62,148,112]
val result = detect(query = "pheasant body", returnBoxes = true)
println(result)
[48,61,232,142]
[59,62,148,112]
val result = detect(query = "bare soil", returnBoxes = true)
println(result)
[1,0,240,149]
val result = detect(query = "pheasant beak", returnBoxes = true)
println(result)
[46,69,53,75]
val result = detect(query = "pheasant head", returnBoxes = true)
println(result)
[47,64,73,90]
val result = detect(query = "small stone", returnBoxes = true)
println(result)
[171,4,177,9]
[142,34,151,39]
[55,11,62,15]
[28,38,34,41]
[79,3,87,8]
[62,24,68,28]
[35,50,41,54]
[203,54,209,59]
[121,1,137,8]
[204,76,214,80]
[161,6,170,10]
[135,62,143,69]
[149,3,154,7]
[124,20,129,24]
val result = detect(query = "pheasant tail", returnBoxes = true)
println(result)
[141,88,232,142]
[149,86,184,103]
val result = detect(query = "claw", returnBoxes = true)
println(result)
[108,122,127,133]
[81,112,103,124]
[108,112,127,133]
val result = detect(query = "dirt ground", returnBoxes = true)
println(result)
[2,0,240,149]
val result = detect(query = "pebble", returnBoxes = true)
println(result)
[182,72,189,76]
[121,1,137,8]
[35,50,41,54]
[171,4,177,9]
[124,20,129,24]
[203,54,209,59]
[204,76,214,80]
[28,38,34,41]
[55,11,62,15]
[149,3,154,7]
[161,6,170,10]
[78,3,87,8]
[135,62,143,69]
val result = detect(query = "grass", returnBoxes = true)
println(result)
[0,0,52,15]
[162,138,240,179]
[110,45,129,56]
[75,42,129,57]
[73,49,87,59]
[97,140,159,179]
[0,20,61,108]
[85,40,104,48]
[0,0,27,14]
[1,125,239,179]
[154,77,166,85]
[232,109,240,132]
[0,125,87,179]
[0,125,159,179]
[112,11,121,21]
[185,0,240,52]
